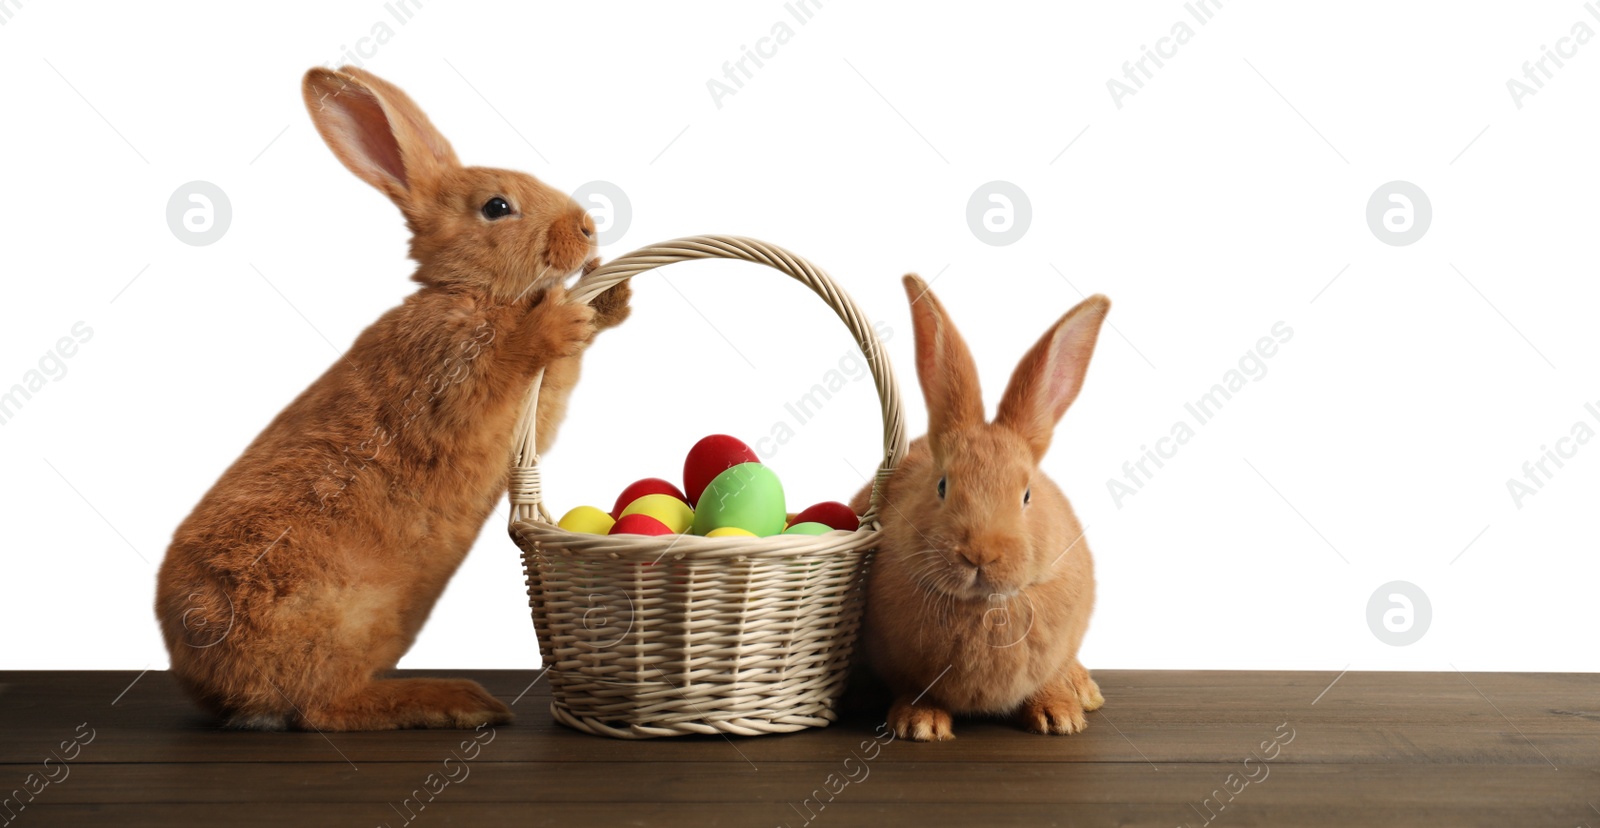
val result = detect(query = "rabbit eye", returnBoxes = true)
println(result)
[1023,488,1032,506]
[937,476,946,500]
[481,196,514,220]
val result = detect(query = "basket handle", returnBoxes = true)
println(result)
[507,235,909,529]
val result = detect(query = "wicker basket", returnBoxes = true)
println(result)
[506,235,908,739]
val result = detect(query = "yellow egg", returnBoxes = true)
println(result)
[706,526,757,538]
[557,505,615,535]
[619,494,695,534]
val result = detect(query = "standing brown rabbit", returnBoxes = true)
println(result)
[154,67,630,731]
[851,275,1110,741]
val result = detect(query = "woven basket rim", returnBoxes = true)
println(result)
[512,517,880,561]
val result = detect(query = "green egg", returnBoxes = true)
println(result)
[691,462,786,537]
[782,522,832,536]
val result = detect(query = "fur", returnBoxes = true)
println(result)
[850,275,1110,741]
[153,67,629,731]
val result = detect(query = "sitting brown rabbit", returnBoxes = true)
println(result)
[853,275,1109,741]
[154,67,629,731]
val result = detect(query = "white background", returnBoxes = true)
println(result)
[3,1,1596,673]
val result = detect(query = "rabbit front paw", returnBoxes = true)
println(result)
[589,278,632,332]
[1069,659,1104,712]
[889,696,955,742]
[517,290,596,361]
[1019,681,1088,735]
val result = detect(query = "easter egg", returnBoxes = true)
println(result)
[706,526,757,538]
[611,477,688,520]
[609,513,675,536]
[618,494,695,534]
[791,501,861,532]
[691,462,786,537]
[557,505,615,535]
[683,434,760,506]
[783,522,832,536]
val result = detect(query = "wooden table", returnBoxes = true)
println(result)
[0,670,1593,826]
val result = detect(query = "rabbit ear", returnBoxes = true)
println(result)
[904,275,984,458]
[302,67,459,210]
[995,294,1110,459]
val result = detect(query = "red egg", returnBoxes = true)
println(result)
[610,477,689,519]
[609,513,675,536]
[791,501,860,532]
[683,434,760,506]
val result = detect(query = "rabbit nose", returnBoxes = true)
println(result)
[957,546,998,570]
[578,213,596,240]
